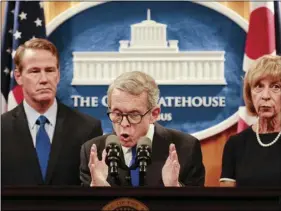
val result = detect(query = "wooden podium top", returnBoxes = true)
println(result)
[2,187,281,211]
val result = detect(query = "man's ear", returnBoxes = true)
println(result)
[14,69,23,86]
[58,68,60,80]
[149,106,161,124]
[56,68,60,85]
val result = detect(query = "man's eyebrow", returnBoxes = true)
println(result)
[27,67,40,71]
[111,109,141,113]
[125,109,144,114]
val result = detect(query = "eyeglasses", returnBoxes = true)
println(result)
[107,108,152,125]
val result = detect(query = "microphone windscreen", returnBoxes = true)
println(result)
[137,136,152,149]
[105,135,120,147]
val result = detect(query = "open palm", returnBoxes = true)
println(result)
[162,144,180,187]
[88,144,110,186]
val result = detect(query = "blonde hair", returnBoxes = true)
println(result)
[14,38,59,72]
[107,71,160,109]
[243,54,281,116]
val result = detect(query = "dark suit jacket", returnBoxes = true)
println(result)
[1,102,103,186]
[80,123,205,187]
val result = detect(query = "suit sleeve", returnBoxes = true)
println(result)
[180,139,205,187]
[220,136,236,181]
[80,143,91,186]
[89,120,103,139]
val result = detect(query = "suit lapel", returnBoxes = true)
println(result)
[146,123,170,186]
[45,103,68,184]
[13,104,43,183]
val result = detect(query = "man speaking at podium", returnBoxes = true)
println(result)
[80,71,205,187]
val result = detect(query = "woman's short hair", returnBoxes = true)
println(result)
[243,54,281,116]
[107,71,160,109]
[14,38,59,72]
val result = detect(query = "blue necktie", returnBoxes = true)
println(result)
[130,146,139,186]
[36,115,51,180]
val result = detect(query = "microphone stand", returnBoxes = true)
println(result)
[136,145,151,187]
[139,171,146,186]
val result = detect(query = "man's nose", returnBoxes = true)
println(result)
[120,115,130,127]
[39,71,48,82]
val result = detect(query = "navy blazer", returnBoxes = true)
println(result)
[1,102,103,186]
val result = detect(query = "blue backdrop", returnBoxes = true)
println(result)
[48,1,246,134]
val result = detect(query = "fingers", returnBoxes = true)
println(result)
[169,144,180,171]
[172,159,180,171]
[172,159,180,186]
[165,144,178,166]
[102,149,107,163]
[169,144,178,161]
[167,143,175,161]
[89,144,97,168]
[171,149,178,162]
[88,144,109,187]
[169,143,175,155]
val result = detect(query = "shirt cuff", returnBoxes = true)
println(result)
[219,178,236,182]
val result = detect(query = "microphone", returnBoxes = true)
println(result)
[136,137,152,174]
[105,135,121,178]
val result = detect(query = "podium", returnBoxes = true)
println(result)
[2,187,281,211]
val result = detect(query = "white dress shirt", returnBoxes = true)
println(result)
[122,124,155,167]
[23,99,58,147]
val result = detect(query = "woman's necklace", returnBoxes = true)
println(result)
[256,119,281,147]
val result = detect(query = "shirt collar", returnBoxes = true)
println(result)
[23,99,58,128]
[122,124,155,154]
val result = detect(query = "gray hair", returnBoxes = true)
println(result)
[107,71,160,109]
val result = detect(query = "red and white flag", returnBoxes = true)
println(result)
[237,1,277,133]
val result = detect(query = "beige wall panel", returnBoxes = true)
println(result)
[44,1,249,24]
[44,1,80,24]
[1,1,6,36]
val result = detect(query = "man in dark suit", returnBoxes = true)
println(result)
[80,71,205,187]
[1,38,103,186]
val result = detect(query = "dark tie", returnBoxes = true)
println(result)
[36,115,51,180]
[130,146,139,186]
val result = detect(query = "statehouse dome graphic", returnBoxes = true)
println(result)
[47,1,247,140]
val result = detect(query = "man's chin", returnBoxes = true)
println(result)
[120,140,135,148]
[35,95,54,104]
